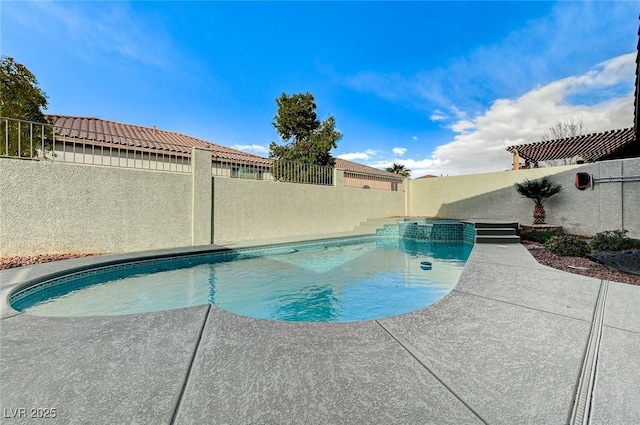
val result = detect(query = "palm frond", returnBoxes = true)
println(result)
[514,176,563,206]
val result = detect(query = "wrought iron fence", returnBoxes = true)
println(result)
[1,117,191,172]
[212,157,334,186]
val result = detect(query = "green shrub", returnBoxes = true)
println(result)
[590,229,640,252]
[521,231,557,244]
[544,235,593,257]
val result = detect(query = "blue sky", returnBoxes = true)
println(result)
[2,1,638,176]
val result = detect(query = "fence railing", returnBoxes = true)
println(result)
[344,171,405,192]
[1,117,191,173]
[212,157,333,186]
[2,117,405,190]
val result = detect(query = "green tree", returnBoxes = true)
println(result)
[0,56,52,157]
[386,163,411,177]
[269,92,342,168]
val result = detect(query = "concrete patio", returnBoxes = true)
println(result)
[1,241,639,424]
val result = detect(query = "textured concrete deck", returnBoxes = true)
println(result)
[1,241,639,424]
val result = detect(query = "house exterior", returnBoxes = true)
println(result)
[5,114,405,191]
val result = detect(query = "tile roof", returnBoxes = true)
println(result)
[46,115,401,177]
[505,127,636,163]
[47,115,273,165]
[335,158,405,179]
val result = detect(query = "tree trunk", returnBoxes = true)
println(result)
[533,204,546,224]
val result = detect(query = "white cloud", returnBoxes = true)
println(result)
[231,144,270,155]
[429,110,448,121]
[337,149,380,161]
[449,120,475,133]
[359,53,635,177]
[338,152,372,161]
[424,54,634,176]
[392,147,407,156]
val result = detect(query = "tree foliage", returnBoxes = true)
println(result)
[513,176,563,206]
[386,163,411,177]
[269,92,342,167]
[0,56,51,157]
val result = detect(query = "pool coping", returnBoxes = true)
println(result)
[1,232,639,424]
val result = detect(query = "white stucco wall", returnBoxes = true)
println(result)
[212,177,406,244]
[0,159,192,255]
[408,158,640,237]
[3,154,636,257]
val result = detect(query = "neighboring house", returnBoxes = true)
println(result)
[39,115,404,190]
[335,158,405,191]
[47,115,272,175]
[506,19,640,169]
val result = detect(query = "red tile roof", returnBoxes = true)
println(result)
[335,158,404,179]
[47,115,273,164]
[46,115,401,177]
[505,127,636,163]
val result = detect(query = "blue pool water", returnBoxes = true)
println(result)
[11,237,472,322]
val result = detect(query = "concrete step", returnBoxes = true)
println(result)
[467,220,519,230]
[476,228,519,236]
[475,235,521,244]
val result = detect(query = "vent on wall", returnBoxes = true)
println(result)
[575,172,593,190]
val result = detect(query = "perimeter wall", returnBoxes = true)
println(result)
[1,151,638,256]
[0,159,193,256]
[0,148,405,256]
[212,177,405,244]
[408,157,640,238]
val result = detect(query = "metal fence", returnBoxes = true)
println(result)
[212,157,334,186]
[344,171,405,192]
[1,117,191,173]
[2,117,404,190]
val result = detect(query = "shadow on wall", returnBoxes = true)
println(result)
[434,184,580,232]
[430,158,639,238]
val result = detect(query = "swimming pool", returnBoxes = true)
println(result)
[10,237,472,322]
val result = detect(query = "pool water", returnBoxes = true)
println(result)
[11,238,472,322]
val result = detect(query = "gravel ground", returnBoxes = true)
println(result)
[2,245,639,286]
[522,241,640,286]
[0,253,103,270]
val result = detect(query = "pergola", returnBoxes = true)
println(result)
[506,128,637,170]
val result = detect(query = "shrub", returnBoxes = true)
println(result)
[544,235,593,257]
[590,229,640,252]
[521,231,557,244]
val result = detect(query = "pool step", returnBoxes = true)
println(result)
[466,221,520,244]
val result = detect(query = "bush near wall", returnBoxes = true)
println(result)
[545,235,593,257]
[521,231,558,244]
[590,230,640,252]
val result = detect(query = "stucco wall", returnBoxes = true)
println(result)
[212,177,406,244]
[0,159,192,255]
[3,154,637,256]
[409,158,640,238]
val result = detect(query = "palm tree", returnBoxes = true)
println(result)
[514,176,563,224]
[386,163,411,177]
